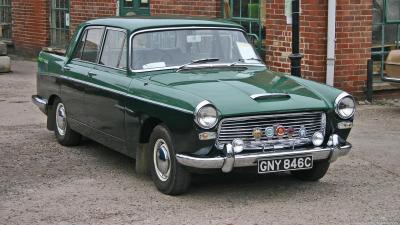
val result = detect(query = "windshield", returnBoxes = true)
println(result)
[131,29,263,70]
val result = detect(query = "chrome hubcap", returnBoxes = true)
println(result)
[153,139,171,181]
[56,103,67,136]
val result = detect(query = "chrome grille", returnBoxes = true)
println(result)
[216,112,325,149]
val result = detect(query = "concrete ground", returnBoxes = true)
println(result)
[0,59,399,225]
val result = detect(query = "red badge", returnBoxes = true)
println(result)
[276,125,285,137]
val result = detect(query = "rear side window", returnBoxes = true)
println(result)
[99,29,127,69]
[73,30,87,60]
[80,28,104,63]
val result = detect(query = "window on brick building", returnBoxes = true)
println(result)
[0,0,12,41]
[372,0,400,80]
[120,0,150,16]
[50,0,70,48]
[224,0,266,59]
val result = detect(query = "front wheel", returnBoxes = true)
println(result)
[53,98,81,146]
[148,125,191,195]
[291,160,330,181]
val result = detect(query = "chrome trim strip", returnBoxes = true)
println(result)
[31,95,48,114]
[176,143,352,171]
[334,92,355,119]
[49,74,193,114]
[250,93,290,100]
[128,26,264,73]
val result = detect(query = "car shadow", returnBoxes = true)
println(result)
[77,138,338,198]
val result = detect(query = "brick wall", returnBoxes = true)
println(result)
[265,0,293,74]
[69,0,117,35]
[265,0,372,97]
[151,0,221,17]
[11,0,50,55]
[334,0,372,96]
[265,0,329,83]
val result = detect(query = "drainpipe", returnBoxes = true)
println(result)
[326,0,336,86]
[289,0,303,77]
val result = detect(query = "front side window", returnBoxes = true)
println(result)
[99,29,127,69]
[81,28,104,63]
[131,29,263,70]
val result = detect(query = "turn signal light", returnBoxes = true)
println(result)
[198,132,217,140]
[337,121,353,129]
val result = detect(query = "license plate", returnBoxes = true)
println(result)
[258,156,313,173]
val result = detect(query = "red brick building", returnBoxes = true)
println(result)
[2,0,400,98]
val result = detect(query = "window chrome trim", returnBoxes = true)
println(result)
[97,27,128,71]
[70,27,128,73]
[128,26,264,73]
[72,26,105,64]
[334,92,355,119]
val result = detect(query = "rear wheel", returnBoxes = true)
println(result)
[149,125,191,195]
[53,98,81,146]
[291,160,330,181]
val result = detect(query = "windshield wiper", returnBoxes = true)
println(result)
[230,58,264,67]
[176,58,220,72]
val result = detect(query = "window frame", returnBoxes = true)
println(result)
[0,0,12,41]
[98,27,128,71]
[71,26,105,65]
[128,26,264,73]
[50,0,70,48]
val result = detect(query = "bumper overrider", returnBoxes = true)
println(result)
[32,95,48,114]
[176,142,351,173]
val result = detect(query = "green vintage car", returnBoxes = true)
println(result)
[32,17,355,195]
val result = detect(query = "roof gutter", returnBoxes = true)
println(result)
[326,0,336,86]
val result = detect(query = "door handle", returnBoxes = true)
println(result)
[87,72,97,77]
[62,65,71,72]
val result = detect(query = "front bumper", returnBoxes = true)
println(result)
[31,95,48,114]
[176,143,351,173]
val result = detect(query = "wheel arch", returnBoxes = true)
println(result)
[139,117,163,144]
[46,94,61,131]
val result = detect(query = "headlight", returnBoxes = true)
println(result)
[335,92,355,119]
[194,101,218,129]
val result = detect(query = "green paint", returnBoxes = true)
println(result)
[37,18,351,155]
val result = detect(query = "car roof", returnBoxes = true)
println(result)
[84,16,244,33]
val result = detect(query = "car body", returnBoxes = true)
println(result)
[33,17,355,195]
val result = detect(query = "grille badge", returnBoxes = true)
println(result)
[287,127,295,138]
[265,127,274,139]
[275,125,286,137]
[252,128,263,141]
[299,125,307,138]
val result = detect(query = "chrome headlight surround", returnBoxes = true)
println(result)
[194,100,219,129]
[334,92,355,119]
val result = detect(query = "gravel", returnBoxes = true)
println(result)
[0,59,399,225]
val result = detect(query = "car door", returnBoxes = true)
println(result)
[61,27,103,124]
[84,27,131,153]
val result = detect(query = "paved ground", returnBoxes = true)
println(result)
[0,59,399,225]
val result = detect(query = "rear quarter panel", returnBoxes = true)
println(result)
[37,52,66,104]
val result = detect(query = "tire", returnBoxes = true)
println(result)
[291,160,330,181]
[148,125,191,195]
[53,98,81,146]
